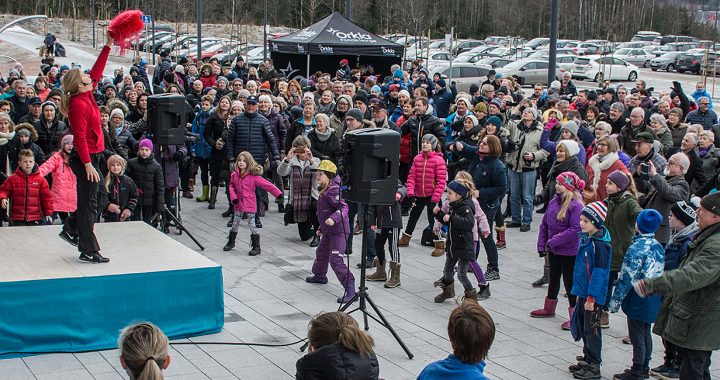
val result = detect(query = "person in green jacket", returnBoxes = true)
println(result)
[602,169,642,328]
[633,191,720,380]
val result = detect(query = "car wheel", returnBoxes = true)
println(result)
[643,60,650,68]
[651,67,658,71]
[666,63,674,72]
[678,69,685,73]
[594,72,603,82]
[627,71,638,81]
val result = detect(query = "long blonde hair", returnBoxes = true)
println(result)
[557,189,581,222]
[454,171,478,198]
[118,322,169,380]
[307,312,374,356]
[59,68,84,117]
[105,154,127,191]
[235,151,262,176]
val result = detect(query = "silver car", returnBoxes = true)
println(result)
[649,51,684,72]
[497,59,562,86]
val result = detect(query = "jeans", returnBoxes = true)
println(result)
[508,169,536,225]
[443,255,473,291]
[680,348,712,380]
[347,202,376,259]
[628,317,652,374]
[64,152,101,254]
[480,204,500,271]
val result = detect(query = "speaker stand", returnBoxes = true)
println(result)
[339,206,414,359]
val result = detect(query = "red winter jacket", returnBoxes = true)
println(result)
[406,150,447,203]
[0,166,53,222]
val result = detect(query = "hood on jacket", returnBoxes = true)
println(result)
[106,98,129,117]
[15,123,38,141]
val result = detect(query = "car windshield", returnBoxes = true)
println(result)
[574,58,591,65]
[615,48,632,55]
[503,60,527,70]
[454,55,475,62]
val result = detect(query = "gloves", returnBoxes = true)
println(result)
[533,194,544,206]
[538,251,547,258]
[173,150,184,161]
[232,198,239,205]
[507,140,519,152]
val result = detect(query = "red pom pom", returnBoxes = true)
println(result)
[107,9,144,53]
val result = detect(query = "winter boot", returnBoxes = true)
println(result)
[188,178,195,192]
[434,281,455,303]
[208,186,218,209]
[223,231,237,251]
[366,258,387,281]
[431,238,446,256]
[309,234,320,247]
[278,202,285,213]
[196,185,209,202]
[532,265,550,287]
[561,306,574,330]
[398,232,412,247]
[496,226,506,249]
[463,288,478,302]
[305,275,328,284]
[222,206,233,217]
[248,234,261,256]
[384,262,401,288]
[530,297,558,318]
[182,189,194,199]
[478,283,491,300]
[601,311,610,328]
[572,362,601,379]
[337,284,356,303]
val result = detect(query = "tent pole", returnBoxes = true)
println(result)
[306,54,310,78]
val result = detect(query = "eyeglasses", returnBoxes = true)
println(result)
[597,143,609,147]
[700,102,710,105]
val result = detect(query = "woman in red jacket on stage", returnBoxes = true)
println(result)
[58,31,114,263]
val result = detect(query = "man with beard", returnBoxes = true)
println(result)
[621,107,650,156]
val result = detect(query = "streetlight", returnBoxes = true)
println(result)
[263,0,267,61]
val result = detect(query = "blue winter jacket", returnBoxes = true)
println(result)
[691,89,713,110]
[417,355,489,380]
[609,233,665,323]
[571,227,612,305]
[191,109,212,159]
[457,149,508,210]
[663,223,698,271]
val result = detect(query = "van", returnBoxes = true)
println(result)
[632,31,660,42]
[659,42,699,53]
[653,35,699,45]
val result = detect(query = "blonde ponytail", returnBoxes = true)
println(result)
[118,322,169,380]
[60,68,84,117]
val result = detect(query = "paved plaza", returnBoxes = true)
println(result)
[2,195,718,379]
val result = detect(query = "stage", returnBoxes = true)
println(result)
[0,222,224,359]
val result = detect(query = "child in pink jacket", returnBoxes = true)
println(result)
[434,171,491,299]
[224,151,282,255]
[399,134,447,247]
[39,134,76,222]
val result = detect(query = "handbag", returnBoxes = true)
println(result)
[284,203,295,226]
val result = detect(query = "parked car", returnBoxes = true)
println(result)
[476,57,514,68]
[466,45,499,56]
[611,48,655,67]
[631,31,661,42]
[616,41,652,49]
[556,55,579,71]
[526,37,550,50]
[497,59,562,86]
[436,63,491,93]
[653,35,699,46]
[453,52,488,65]
[649,51,684,71]
[655,42,698,56]
[454,40,487,55]
[675,53,705,74]
[187,42,232,63]
[484,36,512,46]
[571,55,639,82]
[528,48,577,59]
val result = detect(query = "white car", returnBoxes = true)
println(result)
[571,55,639,82]
[497,59,562,86]
[611,48,655,67]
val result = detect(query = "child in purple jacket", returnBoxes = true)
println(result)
[531,171,585,330]
[305,160,356,304]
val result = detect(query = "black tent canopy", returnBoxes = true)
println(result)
[270,12,404,79]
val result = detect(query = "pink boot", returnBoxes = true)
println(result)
[530,297,558,318]
[561,306,574,330]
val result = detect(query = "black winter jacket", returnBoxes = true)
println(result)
[125,153,164,210]
[435,197,476,260]
[367,181,406,229]
[227,111,279,164]
[401,111,446,158]
[203,112,228,161]
[259,109,287,155]
[307,130,342,164]
[99,174,139,222]
[34,118,68,155]
[295,342,379,380]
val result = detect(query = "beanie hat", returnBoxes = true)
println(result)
[455,94,472,107]
[558,139,580,157]
[607,170,631,192]
[337,94,353,106]
[556,171,586,192]
[175,64,185,74]
[106,154,126,171]
[138,138,154,152]
[582,201,608,228]
[465,115,479,127]
[436,79,446,88]
[561,120,579,137]
[469,83,480,94]
[489,98,503,109]
[700,191,720,216]
[344,108,364,122]
[486,115,502,129]
[447,180,469,198]
[550,80,561,90]
[398,89,410,99]
[16,128,31,138]
[370,85,382,94]
[317,159,337,175]
[353,92,368,105]
[394,69,403,79]
[525,107,539,119]
[110,108,124,120]
[216,76,229,85]
[474,102,488,114]
[587,91,598,101]
[389,84,401,93]
[260,81,271,90]
[59,64,70,73]
[422,134,439,150]
[340,59,349,66]
[636,209,663,234]
[61,134,74,147]
[671,201,697,227]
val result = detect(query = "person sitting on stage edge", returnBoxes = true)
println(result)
[417,299,495,380]
[0,148,53,226]
[295,311,379,380]
[118,322,171,380]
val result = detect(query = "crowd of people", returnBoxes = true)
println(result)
[1,34,720,380]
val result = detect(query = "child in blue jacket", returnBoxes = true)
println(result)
[191,95,214,203]
[569,201,612,380]
[609,209,665,380]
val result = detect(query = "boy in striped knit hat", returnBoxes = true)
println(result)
[569,201,612,380]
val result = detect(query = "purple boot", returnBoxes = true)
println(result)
[337,285,356,303]
[306,275,328,284]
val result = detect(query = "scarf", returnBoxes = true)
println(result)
[314,127,333,142]
[291,163,313,222]
[588,151,619,189]
[699,145,713,157]
[0,130,16,147]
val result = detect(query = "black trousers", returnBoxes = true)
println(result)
[63,153,101,254]
[209,158,224,187]
[480,204,500,270]
[679,348,712,380]
[405,196,434,235]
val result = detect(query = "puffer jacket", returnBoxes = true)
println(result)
[295,342,379,380]
[259,109,287,155]
[605,191,643,271]
[434,196,475,260]
[0,166,53,222]
[191,109,212,159]
[316,176,349,236]
[458,150,507,209]
[609,233,665,323]
[39,151,76,212]
[228,168,282,213]
[571,227,612,305]
[648,222,720,351]
[663,223,698,271]
[537,194,583,256]
[227,111,279,164]
[34,117,68,155]
[400,105,446,158]
[125,153,164,210]
[434,195,490,242]
[99,174,139,222]
[505,119,549,171]
[406,150,447,203]
[9,123,46,170]
[536,155,587,205]
[368,181,406,229]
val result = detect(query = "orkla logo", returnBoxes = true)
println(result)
[318,44,333,54]
[327,27,373,41]
[381,46,396,55]
[297,44,306,53]
[295,29,317,39]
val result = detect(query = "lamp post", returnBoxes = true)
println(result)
[91,0,96,48]
[263,0,268,61]
[547,0,558,86]
[346,0,352,20]
[197,0,202,63]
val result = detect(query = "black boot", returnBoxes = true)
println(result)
[249,234,261,256]
[208,186,218,209]
[310,234,320,247]
[278,203,285,213]
[222,206,233,217]
[227,213,234,228]
[223,231,237,251]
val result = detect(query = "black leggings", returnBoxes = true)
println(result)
[63,153,101,254]
[405,196,434,235]
[297,199,319,241]
[209,158,224,187]
[197,158,209,186]
[374,227,400,264]
[547,252,576,307]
